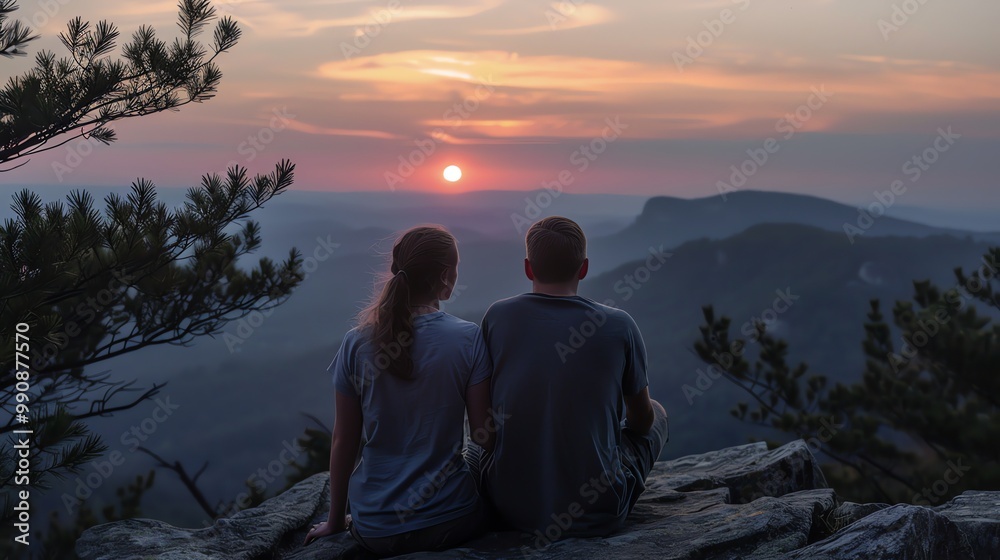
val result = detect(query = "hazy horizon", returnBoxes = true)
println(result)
[4,184,997,232]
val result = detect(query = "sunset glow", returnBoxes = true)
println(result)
[2,0,998,210]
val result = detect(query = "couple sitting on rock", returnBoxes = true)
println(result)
[303,216,669,557]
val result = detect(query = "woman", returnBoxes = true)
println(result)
[304,225,494,557]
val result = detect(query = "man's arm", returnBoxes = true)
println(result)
[624,387,655,435]
[622,311,653,435]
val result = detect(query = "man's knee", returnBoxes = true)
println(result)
[650,399,668,446]
[651,399,666,418]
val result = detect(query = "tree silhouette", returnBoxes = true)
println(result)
[696,247,1000,504]
[0,0,39,57]
[0,0,240,171]
[0,2,305,556]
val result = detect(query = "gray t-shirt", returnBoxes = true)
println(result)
[482,293,649,538]
[329,311,492,538]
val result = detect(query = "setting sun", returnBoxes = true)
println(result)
[443,165,462,182]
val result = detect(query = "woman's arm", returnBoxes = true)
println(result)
[328,390,363,525]
[304,390,362,545]
[466,379,495,453]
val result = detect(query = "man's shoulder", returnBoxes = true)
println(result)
[483,294,532,319]
[583,298,639,329]
[485,295,637,322]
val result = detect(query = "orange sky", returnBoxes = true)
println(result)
[3,0,999,208]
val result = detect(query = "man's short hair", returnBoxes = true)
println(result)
[526,217,587,283]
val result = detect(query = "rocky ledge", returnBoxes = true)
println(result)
[76,440,1000,559]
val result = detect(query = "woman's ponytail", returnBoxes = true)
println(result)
[358,226,457,380]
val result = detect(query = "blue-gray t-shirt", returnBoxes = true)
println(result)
[482,293,648,537]
[328,311,492,538]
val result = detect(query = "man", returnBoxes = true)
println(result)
[481,216,669,542]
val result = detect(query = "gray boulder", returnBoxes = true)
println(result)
[935,491,1000,560]
[650,440,828,503]
[75,472,330,560]
[782,505,975,560]
[825,501,890,531]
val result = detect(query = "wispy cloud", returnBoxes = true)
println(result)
[222,0,503,38]
[478,3,615,35]
[282,118,404,139]
[312,47,1000,143]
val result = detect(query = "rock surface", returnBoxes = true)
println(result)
[934,491,1000,560]
[76,440,1000,560]
[826,501,889,531]
[782,505,975,560]
[647,440,828,504]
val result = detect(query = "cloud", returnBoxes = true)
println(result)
[311,47,1000,142]
[218,0,504,38]
[478,3,615,35]
[281,118,404,140]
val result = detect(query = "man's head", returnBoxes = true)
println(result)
[525,217,589,290]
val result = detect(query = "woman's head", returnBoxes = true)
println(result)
[389,225,459,302]
[358,226,458,379]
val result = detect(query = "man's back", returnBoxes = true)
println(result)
[482,293,649,538]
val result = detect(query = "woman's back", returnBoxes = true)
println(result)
[329,310,491,538]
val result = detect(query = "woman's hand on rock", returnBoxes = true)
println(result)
[303,515,349,546]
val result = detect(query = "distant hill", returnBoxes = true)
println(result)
[588,190,1000,268]
[886,204,1000,233]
